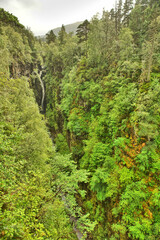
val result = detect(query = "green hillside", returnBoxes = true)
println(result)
[51,21,83,35]
[37,21,83,40]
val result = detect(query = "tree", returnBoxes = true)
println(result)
[122,0,134,26]
[58,24,67,45]
[46,29,56,44]
[140,16,160,82]
[76,20,90,43]
[118,27,134,61]
[117,0,123,32]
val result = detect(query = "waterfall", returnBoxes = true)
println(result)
[39,70,45,110]
[34,69,45,111]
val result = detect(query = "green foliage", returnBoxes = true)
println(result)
[67,107,89,136]
[76,20,90,43]
[118,27,134,61]
[0,33,10,76]
[46,30,56,44]
[0,8,24,29]
[1,2,160,239]
[0,77,77,239]
[58,24,67,45]
[55,133,70,154]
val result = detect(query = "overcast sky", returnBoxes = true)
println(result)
[0,0,116,35]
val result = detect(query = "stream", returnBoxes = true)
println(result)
[62,196,84,240]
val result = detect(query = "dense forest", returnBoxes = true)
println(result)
[0,0,160,239]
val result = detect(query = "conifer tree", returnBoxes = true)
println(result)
[117,0,123,32]
[76,20,90,43]
[58,24,67,45]
[46,29,56,44]
[123,0,133,26]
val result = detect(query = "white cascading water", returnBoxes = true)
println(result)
[34,69,45,111]
[39,70,45,110]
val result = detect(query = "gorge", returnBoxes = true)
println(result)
[1,1,160,239]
